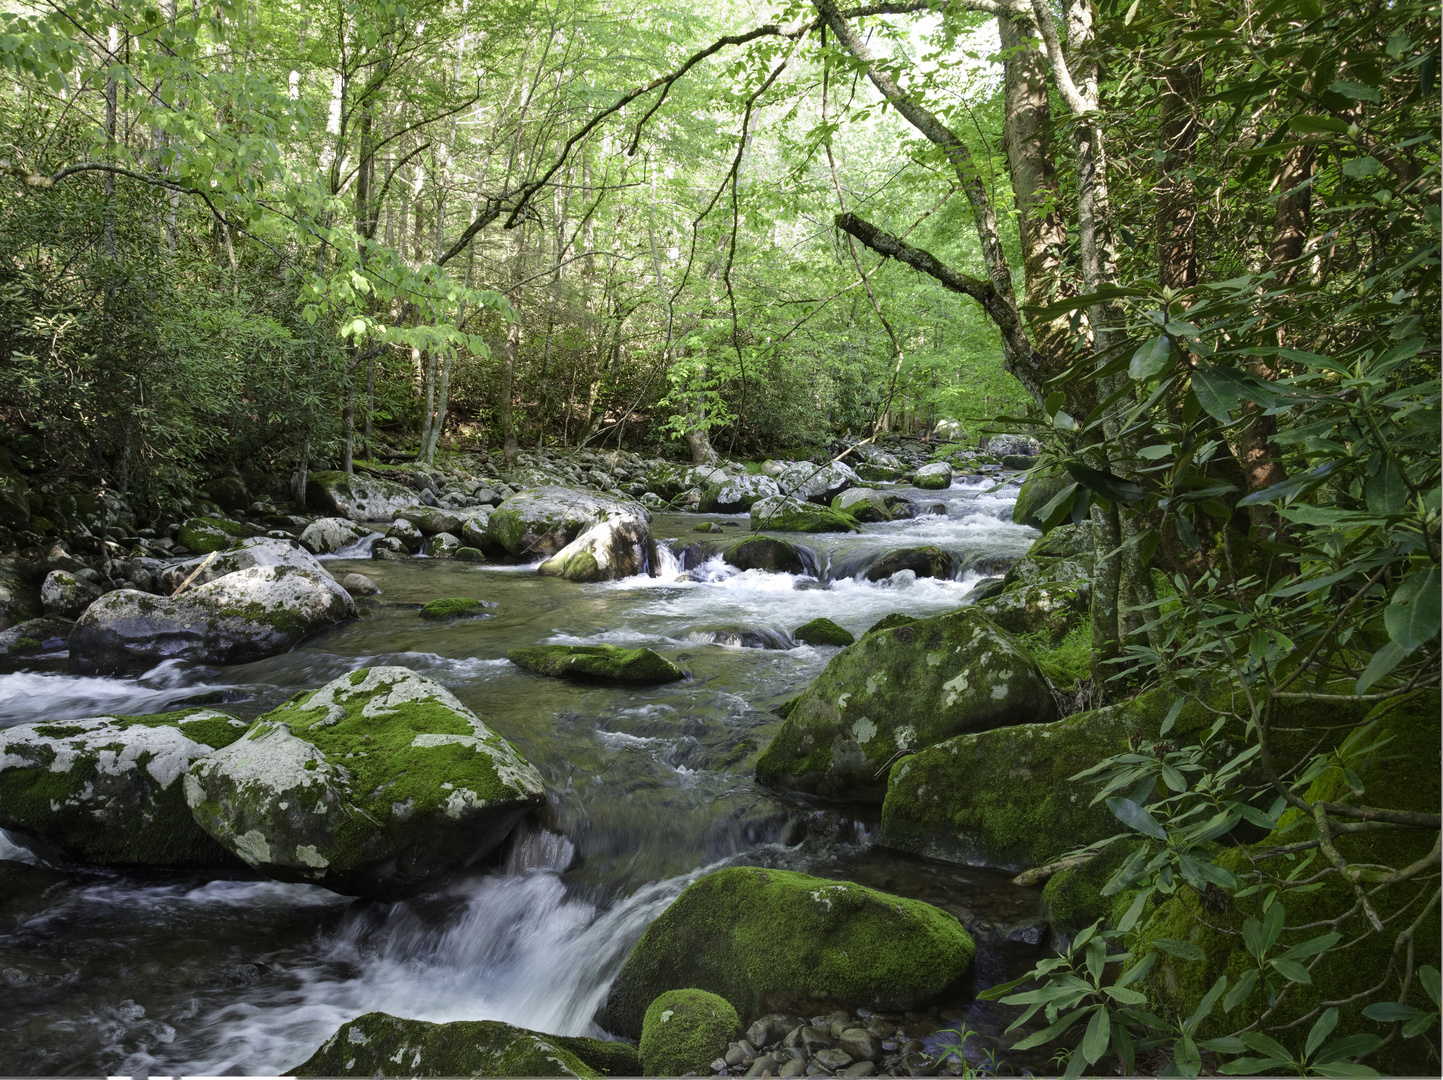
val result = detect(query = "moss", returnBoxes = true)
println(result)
[112,708,248,750]
[750,497,858,534]
[551,1036,641,1077]
[508,644,685,684]
[289,1012,601,1077]
[1019,618,1093,683]
[455,546,488,563]
[1012,468,1070,532]
[597,866,975,1039]
[640,989,740,1077]
[776,695,802,719]
[1040,843,1134,939]
[420,597,487,620]
[178,515,252,554]
[11,636,41,653]
[866,613,916,636]
[794,617,855,647]
[1129,689,1441,1077]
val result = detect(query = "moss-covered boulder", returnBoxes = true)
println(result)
[794,618,855,647]
[865,612,916,635]
[596,866,975,1039]
[488,487,648,559]
[1127,690,1441,1078]
[1011,469,1070,532]
[420,597,492,620]
[1002,554,1092,590]
[39,569,102,620]
[724,536,810,575]
[831,487,892,523]
[387,518,425,553]
[410,506,466,536]
[974,580,1090,642]
[185,666,545,899]
[307,470,423,523]
[455,546,488,563]
[538,512,652,582]
[1028,521,1093,559]
[0,708,248,867]
[290,1012,604,1077]
[298,516,369,555]
[177,515,257,554]
[69,564,356,676]
[750,496,857,534]
[700,473,781,514]
[508,644,685,684]
[779,460,860,504]
[756,609,1056,803]
[0,615,73,658]
[159,537,334,594]
[912,462,953,490]
[865,546,952,582]
[640,989,740,1077]
[422,532,461,559]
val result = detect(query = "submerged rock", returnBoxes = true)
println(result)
[419,597,493,620]
[298,517,369,555]
[755,609,1056,802]
[40,570,102,620]
[306,470,423,523]
[750,496,857,534]
[488,487,648,559]
[537,512,651,582]
[0,615,74,658]
[339,573,380,596]
[596,866,974,1039]
[186,666,545,899]
[291,1011,627,1077]
[794,618,855,647]
[508,644,685,684]
[69,564,356,676]
[704,629,794,650]
[699,473,781,514]
[0,708,248,867]
[640,989,740,1078]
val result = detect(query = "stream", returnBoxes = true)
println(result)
[0,478,1049,1076]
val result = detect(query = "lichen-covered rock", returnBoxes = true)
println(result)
[39,569,102,619]
[178,515,257,554]
[459,509,492,549]
[508,644,685,684]
[409,506,466,536]
[865,546,952,582]
[0,615,74,658]
[974,580,1090,642]
[1002,554,1092,590]
[69,564,356,676]
[912,462,953,490]
[290,1012,603,1078]
[0,708,248,866]
[487,487,648,559]
[455,547,487,563]
[779,460,859,504]
[306,470,423,523]
[161,536,332,593]
[750,496,857,534]
[640,990,740,1077]
[371,536,409,560]
[865,613,916,636]
[422,532,461,559]
[794,618,855,647]
[537,513,651,582]
[596,866,975,1039]
[420,597,493,620]
[1011,468,1069,532]
[299,517,368,555]
[831,487,892,523]
[387,518,425,553]
[856,462,906,482]
[699,473,781,514]
[186,667,545,899]
[1028,521,1093,559]
[756,609,1056,802]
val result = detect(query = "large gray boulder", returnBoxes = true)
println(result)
[912,462,953,490]
[0,615,74,659]
[749,496,857,534]
[0,708,248,866]
[487,487,649,559]
[40,570,102,619]
[298,517,369,555]
[306,470,423,523]
[160,536,333,593]
[537,513,652,582]
[69,563,356,675]
[755,609,1056,802]
[698,474,781,514]
[185,667,546,899]
[779,461,859,504]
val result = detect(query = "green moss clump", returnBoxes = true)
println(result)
[551,1036,641,1077]
[12,636,41,653]
[178,515,253,554]
[1020,618,1093,684]
[640,989,740,1077]
[419,597,487,620]
[596,865,975,1039]
[508,644,685,684]
[455,546,488,563]
[793,617,855,647]
[1040,842,1135,939]
[289,1012,601,1077]
[749,496,858,534]
[866,613,916,635]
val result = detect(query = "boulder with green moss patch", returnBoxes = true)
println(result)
[831,488,892,523]
[750,496,857,534]
[865,613,916,636]
[1027,521,1092,559]
[912,462,953,490]
[865,546,952,582]
[508,644,685,684]
[640,989,740,1077]
[1011,469,1070,532]
[290,1012,604,1077]
[0,708,248,867]
[298,517,369,555]
[420,597,493,620]
[69,564,356,676]
[974,580,1090,641]
[186,666,545,899]
[779,460,860,504]
[178,515,258,554]
[538,512,652,582]
[306,470,423,523]
[487,487,648,560]
[700,474,781,514]
[40,570,102,620]
[160,537,335,594]
[596,866,975,1038]
[794,618,855,647]
[422,532,461,558]
[756,609,1055,802]
[1002,554,1092,590]
[724,536,810,575]
[0,615,74,658]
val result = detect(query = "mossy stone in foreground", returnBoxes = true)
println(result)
[596,865,975,1039]
[419,597,489,620]
[793,617,855,647]
[508,644,685,684]
[640,989,740,1077]
[290,1012,601,1077]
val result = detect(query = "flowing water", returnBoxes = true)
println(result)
[0,478,1050,1076]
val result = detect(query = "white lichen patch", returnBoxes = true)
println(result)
[941,671,971,707]
[295,843,329,868]
[809,884,849,910]
[234,829,273,865]
[851,717,878,745]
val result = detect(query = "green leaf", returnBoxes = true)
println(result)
[1130,336,1173,380]
[1240,1031,1295,1061]
[1421,965,1440,1007]
[1357,640,1407,695]
[1361,1002,1428,1023]
[1271,958,1313,984]
[1330,80,1381,102]
[1224,968,1260,1012]
[1152,938,1207,962]
[1342,155,1383,178]
[1159,697,1185,736]
[1106,796,1168,839]
[1289,114,1349,134]
[1384,566,1441,652]
[1063,461,1147,504]
[1310,1065,1380,1079]
[1365,462,1408,515]
[1307,1008,1340,1058]
[1191,364,1244,422]
[1174,1032,1202,1079]
[1238,461,1341,506]
[1219,1056,1292,1075]
[1278,933,1342,962]
[1316,1034,1385,1063]
[1081,1004,1110,1064]
[1184,976,1229,1034]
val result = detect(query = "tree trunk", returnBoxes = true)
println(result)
[501,313,521,467]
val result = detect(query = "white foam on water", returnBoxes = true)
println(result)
[0,660,244,729]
